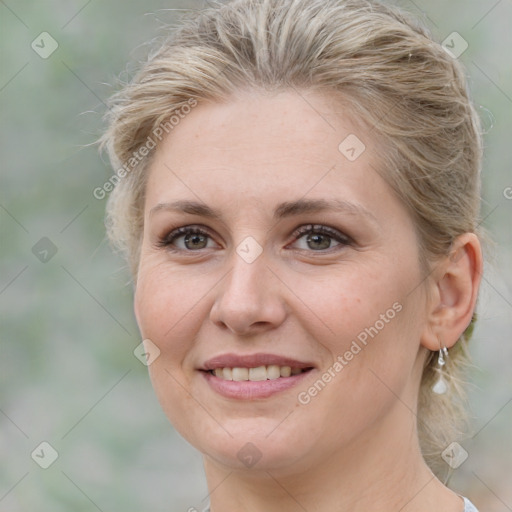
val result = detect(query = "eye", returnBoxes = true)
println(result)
[289,224,352,252]
[157,224,351,253]
[158,225,218,251]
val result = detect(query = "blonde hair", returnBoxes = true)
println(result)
[100,0,483,480]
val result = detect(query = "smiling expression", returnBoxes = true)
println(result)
[134,89,431,472]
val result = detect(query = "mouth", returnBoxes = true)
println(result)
[199,353,315,399]
[206,365,311,381]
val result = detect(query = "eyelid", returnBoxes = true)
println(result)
[157,223,352,253]
[289,224,353,246]
[157,224,218,250]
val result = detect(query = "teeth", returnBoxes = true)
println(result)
[232,367,249,381]
[267,365,281,380]
[210,365,306,381]
[280,366,291,377]
[249,366,267,381]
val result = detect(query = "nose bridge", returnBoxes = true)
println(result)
[224,245,269,308]
[224,231,269,296]
[210,242,286,334]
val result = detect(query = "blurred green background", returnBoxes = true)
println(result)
[1,1,511,511]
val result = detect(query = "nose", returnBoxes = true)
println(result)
[209,250,287,336]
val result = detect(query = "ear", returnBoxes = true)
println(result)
[421,233,483,351]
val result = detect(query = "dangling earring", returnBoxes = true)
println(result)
[432,345,449,394]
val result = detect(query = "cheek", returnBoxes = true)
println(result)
[134,265,213,437]
[289,263,424,400]
[134,262,213,361]
[288,265,407,351]
[293,306,422,453]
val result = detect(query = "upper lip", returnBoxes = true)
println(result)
[200,353,315,371]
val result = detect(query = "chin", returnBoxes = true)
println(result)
[182,414,322,474]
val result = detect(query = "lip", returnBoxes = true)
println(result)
[198,353,316,400]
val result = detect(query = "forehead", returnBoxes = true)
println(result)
[144,90,401,222]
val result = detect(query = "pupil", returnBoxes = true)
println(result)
[185,233,207,249]
[307,233,330,250]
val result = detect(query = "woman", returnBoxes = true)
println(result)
[101,0,483,510]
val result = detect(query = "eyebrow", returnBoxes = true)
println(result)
[150,198,377,224]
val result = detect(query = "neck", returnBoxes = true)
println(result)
[202,400,461,512]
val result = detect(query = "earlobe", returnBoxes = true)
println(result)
[421,233,483,351]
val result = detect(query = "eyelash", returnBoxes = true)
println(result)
[157,224,352,253]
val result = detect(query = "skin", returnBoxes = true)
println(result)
[134,90,482,511]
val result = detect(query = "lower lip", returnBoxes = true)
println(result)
[201,370,313,400]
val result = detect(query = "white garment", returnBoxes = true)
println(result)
[463,496,480,511]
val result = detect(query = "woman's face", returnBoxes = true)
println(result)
[135,90,431,473]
